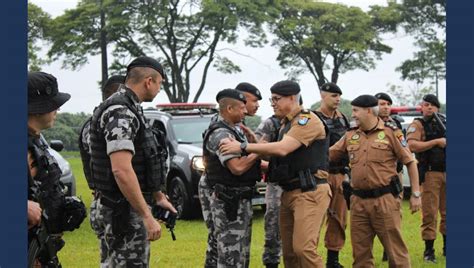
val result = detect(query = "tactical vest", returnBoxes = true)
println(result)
[203,120,260,187]
[270,110,329,183]
[89,88,166,195]
[78,117,94,190]
[314,110,349,172]
[414,114,446,171]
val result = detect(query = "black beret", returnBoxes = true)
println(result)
[320,82,342,94]
[216,89,247,104]
[127,56,166,80]
[422,94,440,108]
[103,75,125,90]
[270,80,300,96]
[375,92,393,105]
[351,94,379,108]
[235,82,262,100]
[28,72,71,114]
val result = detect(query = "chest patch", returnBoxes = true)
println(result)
[377,131,385,140]
[351,134,360,140]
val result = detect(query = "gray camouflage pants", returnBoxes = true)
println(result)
[90,196,150,267]
[263,182,283,265]
[210,190,253,268]
[198,176,218,267]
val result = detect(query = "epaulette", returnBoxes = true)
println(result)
[384,120,399,131]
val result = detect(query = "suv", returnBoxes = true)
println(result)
[144,103,266,219]
[390,106,422,198]
[40,135,76,196]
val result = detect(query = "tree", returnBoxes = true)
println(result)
[396,0,446,85]
[47,0,270,102]
[28,3,52,71]
[42,112,91,151]
[269,1,398,87]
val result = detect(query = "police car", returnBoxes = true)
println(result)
[390,106,422,198]
[144,103,266,219]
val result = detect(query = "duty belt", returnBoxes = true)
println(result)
[352,185,392,199]
[99,191,154,208]
[280,177,327,192]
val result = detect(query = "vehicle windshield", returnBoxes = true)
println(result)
[170,116,212,144]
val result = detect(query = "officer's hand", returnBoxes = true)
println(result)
[219,138,241,155]
[144,215,161,241]
[28,200,42,228]
[156,198,178,214]
[437,138,447,148]
[240,125,257,143]
[409,196,421,214]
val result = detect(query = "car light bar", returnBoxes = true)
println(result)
[390,106,421,115]
[156,103,216,110]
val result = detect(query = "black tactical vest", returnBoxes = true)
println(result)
[78,117,94,190]
[270,110,329,183]
[89,88,166,195]
[414,114,446,171]
[314,110,349,172]
[203,120,261,187]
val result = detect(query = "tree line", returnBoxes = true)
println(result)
[28,0,445,104]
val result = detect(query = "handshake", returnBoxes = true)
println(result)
[152,205,178,241]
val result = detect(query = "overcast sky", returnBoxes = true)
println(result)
[30,0,446,119]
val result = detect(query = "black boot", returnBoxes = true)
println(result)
[326,250,344,268]
[443,234,446,257]
[424,240,437,263]
[382,250,388,262]
[265,263,278,268]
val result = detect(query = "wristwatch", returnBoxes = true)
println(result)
[240,141,248,154]
[412,191,421,198]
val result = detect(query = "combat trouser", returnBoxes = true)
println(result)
[198,176,218,267]
[324,173,347,251]
[263,182,283,265]
[421,171,446,240]
[280,183,331,268]
[91,196,150,268]
[210,186,253,268]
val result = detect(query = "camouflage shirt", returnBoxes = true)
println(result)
[255,116,280,142]
[206,119,247,166]
[98,86,142,156]
[81,119,91,154]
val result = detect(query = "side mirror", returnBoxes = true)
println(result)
[50,140,64,152]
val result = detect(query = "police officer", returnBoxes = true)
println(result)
[28,71,86,266]
[315,83,349,268]
[220,80,331,267]
[88,56,175,267]
[406,94,446,263]
[254,114,283,268]
[202,89,261,267]
[374,92,405,262]
[78,74,125,264]
[198,83,261,268]
[329,95,421,268]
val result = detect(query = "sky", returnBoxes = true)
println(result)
[30,0,446,119]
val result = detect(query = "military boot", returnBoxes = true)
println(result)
[326,250,344,268]
[424,248,437,263]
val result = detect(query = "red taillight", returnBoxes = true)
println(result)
[390,106,421,114]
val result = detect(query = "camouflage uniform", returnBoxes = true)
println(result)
[198,175,218,267]
[255,117,283,266]
[205,121,254,268]
[89,88,150,267]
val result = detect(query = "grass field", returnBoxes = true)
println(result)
[58,152,446,267]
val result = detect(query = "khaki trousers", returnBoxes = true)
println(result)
[351,194,410,268]
[279,184,331,268]
[421,171,446,240]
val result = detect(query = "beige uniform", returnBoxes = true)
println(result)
[406,120,446,241]
[330,119,415,268]
[279,107,331,268]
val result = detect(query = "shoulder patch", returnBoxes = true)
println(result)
[298,114,310,126]
[407,126,417,134]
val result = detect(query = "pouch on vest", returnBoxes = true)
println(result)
[214,184,239,222]
[298,169,316,192]
[111,198,132,237]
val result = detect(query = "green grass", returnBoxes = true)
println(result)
[58,153,446,267]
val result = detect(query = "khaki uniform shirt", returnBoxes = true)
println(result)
[282,106,328,179]
[406,120,425,142]
[330,119,414,189]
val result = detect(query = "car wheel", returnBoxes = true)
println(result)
[168,176,192,220]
